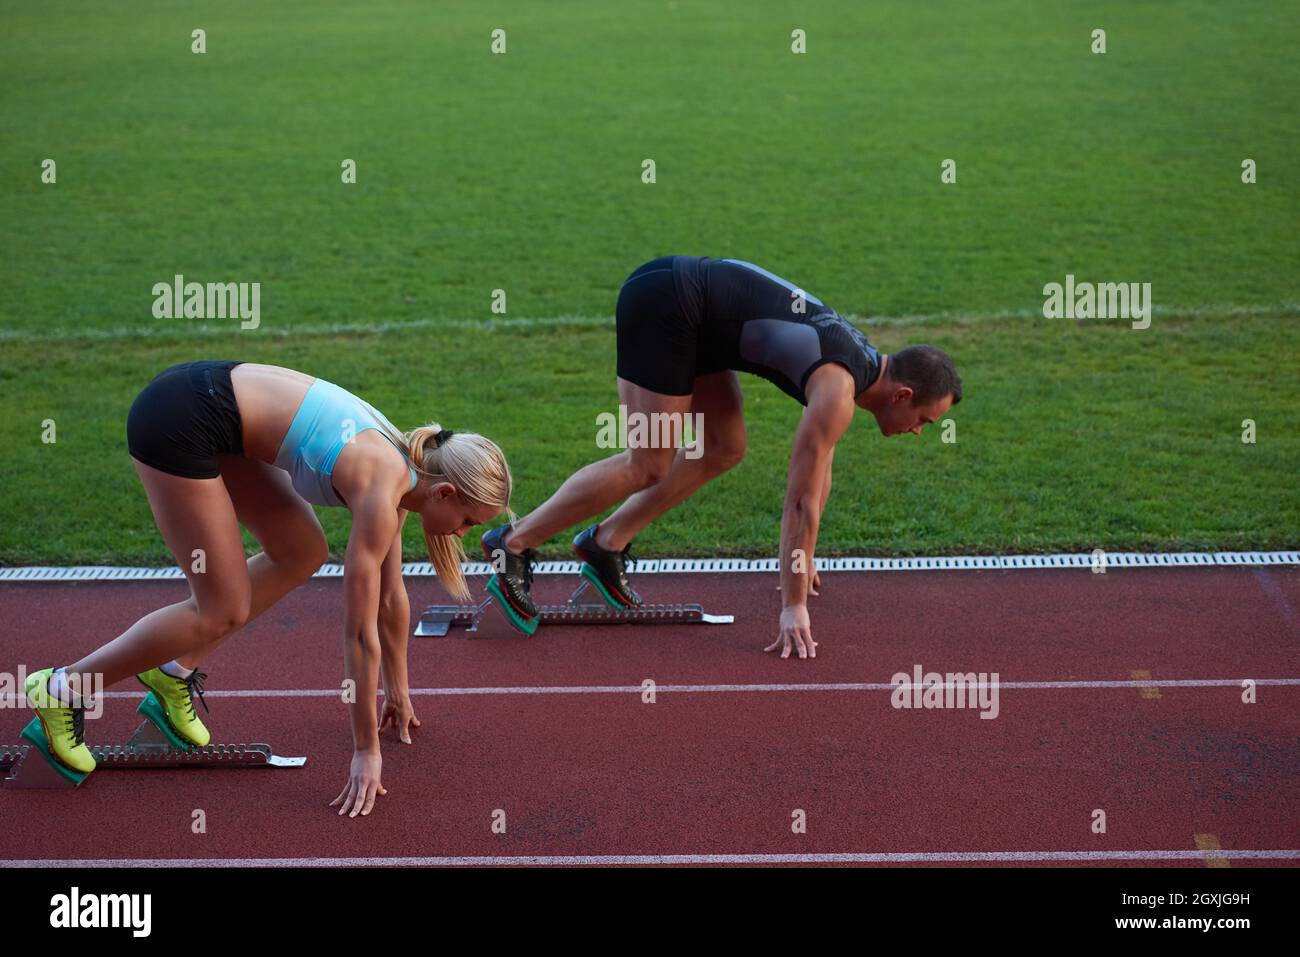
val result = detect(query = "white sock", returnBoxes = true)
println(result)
[159,660,194,679]
[48,667,82,707]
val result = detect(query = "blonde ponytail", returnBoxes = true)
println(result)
[390,421,514,602]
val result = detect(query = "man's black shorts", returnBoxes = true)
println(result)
[615,256,712,396]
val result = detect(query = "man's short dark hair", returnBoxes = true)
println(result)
[888,345,962,404]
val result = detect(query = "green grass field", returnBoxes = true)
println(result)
[2,1,1297,564]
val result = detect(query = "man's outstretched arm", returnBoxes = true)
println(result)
[768,364,855,658]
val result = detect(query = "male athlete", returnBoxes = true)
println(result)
[481,256,962,658]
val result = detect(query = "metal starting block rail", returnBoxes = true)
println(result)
[415,580,734,636]
[1,693,306,789]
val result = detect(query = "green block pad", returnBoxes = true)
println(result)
[19,717,87,785]
[486,576,538,636]
[136,691,192,751]
[580,564,627,610]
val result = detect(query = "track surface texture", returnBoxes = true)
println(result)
[0,567,1296,867]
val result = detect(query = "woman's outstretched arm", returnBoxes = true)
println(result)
[331,489,399,818]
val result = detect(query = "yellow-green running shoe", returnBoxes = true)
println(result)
[136,667,211,747]
[24,667,96,774]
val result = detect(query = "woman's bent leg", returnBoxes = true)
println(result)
[64,460,251,688]
[175,456,329,667]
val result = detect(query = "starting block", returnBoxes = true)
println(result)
[1,691,306,789]
[415,579,735,636]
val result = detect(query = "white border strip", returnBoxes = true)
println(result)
[2,551,1297,582]
[2,849,1297,868]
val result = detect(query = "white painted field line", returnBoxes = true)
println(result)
[2,301,1294,344]
[1,677,1296,708]
[2,849,1298,868]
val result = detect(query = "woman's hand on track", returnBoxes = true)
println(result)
[330,750,387,818]
[379,694,421,744]
[764,604,817,659]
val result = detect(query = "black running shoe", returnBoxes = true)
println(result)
[481,524,539,635]
[573,524,642,608]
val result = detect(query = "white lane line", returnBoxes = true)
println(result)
[1,677,1297,707]
[3,849,1299,868]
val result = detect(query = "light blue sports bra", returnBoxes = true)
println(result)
[273,378,418,508]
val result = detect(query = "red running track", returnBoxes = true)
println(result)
[0,566,1296,866]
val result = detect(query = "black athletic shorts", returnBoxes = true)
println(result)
[615,256,712,396]
[126,360,245,478]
